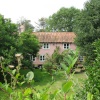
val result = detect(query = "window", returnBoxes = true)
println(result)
[33,57,36,62]
[63,43,70,49]
[78,56,83,62]
[40,55,45,61]
[31,55,35,61]
[43,43,50,49]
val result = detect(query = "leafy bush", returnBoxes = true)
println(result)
[74,39,100,100]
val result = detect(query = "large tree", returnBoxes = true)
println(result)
[0,14,18,65]
[35,17,47,32]
[45,7,80,32]
[0,14,40,68]
[74,1,100,99]
[18,31,40,68]
[75,0,100,64]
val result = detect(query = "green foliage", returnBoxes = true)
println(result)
[35,17,47,32]
[74,39,100,100]
[45,7,80,32]
[26,71,34,82]
[0,14,18,65]
[87,92,93,100]
[60,50,78,75]
[18,32,40,55]
[43,47,63,74]
[18,31,40,68]
[0,57,35,100]
[0,14,39,70]
[85,39,100,100]
[75,0,100,64]
[62,81,73,93]
[74,0,100,99]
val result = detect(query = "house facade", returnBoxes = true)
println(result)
[33,32,76,67]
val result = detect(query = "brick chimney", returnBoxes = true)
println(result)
[18,24,25,34]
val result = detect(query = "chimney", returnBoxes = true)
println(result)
[18,24,25,34]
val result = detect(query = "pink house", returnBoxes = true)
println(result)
[33,32,76,67]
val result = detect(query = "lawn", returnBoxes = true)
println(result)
[0,69,87,100]
[19,69,87,94]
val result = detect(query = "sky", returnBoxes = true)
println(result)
[0,0,88,26]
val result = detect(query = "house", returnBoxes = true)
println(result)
[32,32,76,67]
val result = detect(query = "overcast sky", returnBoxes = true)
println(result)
[0,0,88,26]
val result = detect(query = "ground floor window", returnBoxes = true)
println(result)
[40,55,45,61]
[78,56,83,62]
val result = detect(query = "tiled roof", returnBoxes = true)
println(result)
[33,32,76,43]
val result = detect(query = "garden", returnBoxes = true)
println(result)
[0,0,100,99]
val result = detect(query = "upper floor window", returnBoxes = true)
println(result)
[40,55,45,61]
[43,43,50,49]
[63,43,70,49]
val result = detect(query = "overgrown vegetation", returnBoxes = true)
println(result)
[0,14,40,68]
[0,53,88,100]
[0,0,100,99]
[74,0,100,99]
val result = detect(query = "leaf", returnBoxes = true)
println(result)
[60,63,68,71]
[12,69,16,75]
[15,73,20,79]
[26,71,34,81]
[41,93,49,100]
[62,81,73,93]
[87,92,93,100]
[66,57,78,74]
[0,82,3,88]
[50,90,60,99]
[18,91,23,100]
[17,81,25,86]
[24,88,32,96]
[6,87,12,93]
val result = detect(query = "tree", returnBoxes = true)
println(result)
[43,47,78,75]
[75,0,100,64]
[18,31,40,68]
[45,7,80,32]
[74,0,100,99]
[0,14,18,65]
[0,14,40,68]
[35,17,47,32]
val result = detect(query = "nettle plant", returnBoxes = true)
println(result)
[0,54,34,100]
[0,54,73,100]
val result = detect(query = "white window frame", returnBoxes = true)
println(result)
[31,55,35,62]
[43,43,50,49]
[40,55,45,61]
[78,56,83,62]
[63,43,70,49]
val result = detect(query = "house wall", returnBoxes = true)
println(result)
[33,42,76,66]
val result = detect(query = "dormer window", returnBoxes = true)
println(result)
[43,43,50,49]
[63,43,70,49]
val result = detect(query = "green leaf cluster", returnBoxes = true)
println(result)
[75,0,100,64]
[45,7,80,32]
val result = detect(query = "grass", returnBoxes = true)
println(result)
[0,69,87,99]
[19,69,87,93]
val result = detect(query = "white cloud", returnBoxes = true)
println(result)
[0,0,88,25]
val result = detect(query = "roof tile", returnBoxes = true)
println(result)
[33,32,76,43]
